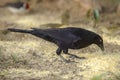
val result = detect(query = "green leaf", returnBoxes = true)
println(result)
[93,9,100,22]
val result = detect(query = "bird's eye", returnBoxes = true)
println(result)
[99,39,102,42]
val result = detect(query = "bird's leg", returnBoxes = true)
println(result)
[56,47,62,55]
[56,48,70,63]
[62,48,81,59]
[63,49,68,54]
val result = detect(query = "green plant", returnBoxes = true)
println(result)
[93,9,100,27]
[11,54,19,63]
[11,54,28,65]
[91,75,103,80]
[0,70,8,80]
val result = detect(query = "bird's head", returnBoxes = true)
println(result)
[94,35,104,51]
[23,3,30,9]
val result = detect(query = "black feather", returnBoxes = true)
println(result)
[8,27,104,56]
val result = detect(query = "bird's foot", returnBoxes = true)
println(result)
[67,53,86,59]
[59,55,76,63]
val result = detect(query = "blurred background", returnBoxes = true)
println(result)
[0,0,120,80]
[0,0,120,28]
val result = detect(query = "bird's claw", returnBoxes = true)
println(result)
[69,55,86,59]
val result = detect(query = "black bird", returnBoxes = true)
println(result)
[8,27,104,62]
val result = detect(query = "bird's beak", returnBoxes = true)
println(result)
[98,43,104,51]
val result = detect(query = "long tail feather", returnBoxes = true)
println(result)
[8,28,54,42]
[8,28,31,33]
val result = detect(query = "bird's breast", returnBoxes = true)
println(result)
[69,39,93,49]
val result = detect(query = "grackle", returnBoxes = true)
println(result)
[8,27,104,62]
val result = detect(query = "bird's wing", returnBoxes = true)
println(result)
[44,29,81,44]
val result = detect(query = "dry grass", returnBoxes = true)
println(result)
[0,1,120,80]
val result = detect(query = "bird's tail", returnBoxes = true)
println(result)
[8,28,51,41]
[8,28,31,33]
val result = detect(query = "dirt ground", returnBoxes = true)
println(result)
[0,0,120,80]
